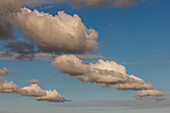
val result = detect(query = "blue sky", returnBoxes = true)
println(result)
[0,0,170,113]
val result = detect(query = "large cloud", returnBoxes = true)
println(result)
[52,54,154,90]
[11,7,98,54]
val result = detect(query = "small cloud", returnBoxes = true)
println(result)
[0,67,8,76]
[27,79,43,84]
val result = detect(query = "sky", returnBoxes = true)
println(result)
[0,0,170,113]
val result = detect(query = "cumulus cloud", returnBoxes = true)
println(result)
[27,79,43,84]
[136,90,164,97]
[11,7,98,54]
[0,67,8,76]
[19,84,46,97]
[52,55,154,90]
[34,89,66,102]
[0,75,66,102]
[0,77,20,93]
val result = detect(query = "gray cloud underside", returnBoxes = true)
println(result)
[0,0,22,40]
[0,51,106,61]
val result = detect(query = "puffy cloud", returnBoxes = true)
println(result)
[20,84,66,102]
[52,55,88,76]
[27,79,43,84]
[52,55,154,90]
[0,74,66,102]
[0,77,20,93]
[136,90,164,97]
[0,67,8,76]
[11,7,98,54]
[19,84,46,97]
[34,89,66,102]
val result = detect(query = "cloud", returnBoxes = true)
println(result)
[0,22,16,40]
[136,90,164,97]
[0,51,55,61]
[0,0,22,40]
[0,77,20,93]
[5,41,35,54]
[52,55,154,91]
[11,7,98,54]
[0,75,66,102]
[0,67,8,76]
[27,79,43,84]
[19,84,46,97]
[34,89,66,102]
[76,54,105,59]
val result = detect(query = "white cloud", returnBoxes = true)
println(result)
[20,84,46,97]
[0,67,8,76]
[0,77,20,93]
[34,89,66,102]
[52,55,154,90]
[11,7,98,54]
